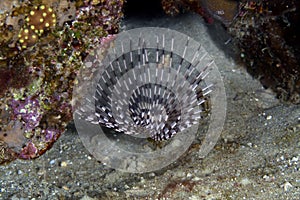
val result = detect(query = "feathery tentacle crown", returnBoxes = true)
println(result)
[76,29,213,141]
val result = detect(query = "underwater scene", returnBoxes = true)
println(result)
[0,0,299,199]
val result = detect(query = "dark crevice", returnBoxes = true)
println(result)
[124,0,165,18]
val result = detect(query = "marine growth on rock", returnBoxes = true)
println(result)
[0,0,125,164]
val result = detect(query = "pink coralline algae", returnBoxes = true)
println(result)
[10,97,43,132]
[19,142,37,159]
[43,128,60,142]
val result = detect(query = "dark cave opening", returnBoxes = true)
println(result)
[123,0,165,18]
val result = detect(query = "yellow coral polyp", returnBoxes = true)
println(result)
[24,4,56,36]
[18,28,39,49]
[18,4,57,49]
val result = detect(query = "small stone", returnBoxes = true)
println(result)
[240,177,251,186]
[282,182,293,192]
[149,172,155,177]
[37,169,46,176]
[175,171,185,177]
[192,176,201,181]
[189,195,200,200]
[262,174,274,182]
[62,185,69,191]
[266,115,272,120]
[80,195,97,200]
[291,156,298,162]
[60,161,68,167]
[202,167,213,175]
